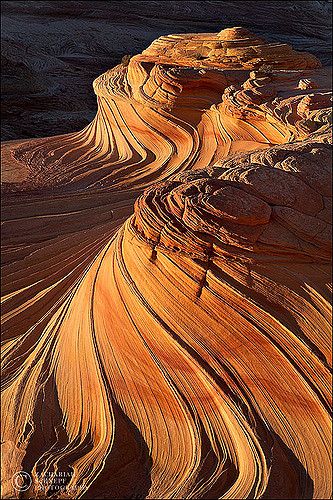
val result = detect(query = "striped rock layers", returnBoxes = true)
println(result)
[1,28,332,499]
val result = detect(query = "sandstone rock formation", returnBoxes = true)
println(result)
[2,0,332,140]
[1,27,332,500]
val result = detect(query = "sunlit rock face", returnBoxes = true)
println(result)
[1,26,332,500]
[3,27,331,193]
[141,26,321,69]
[133,141,332,264]
[2,1,332,141]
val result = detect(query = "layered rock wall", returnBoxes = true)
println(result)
[1,27,332,500]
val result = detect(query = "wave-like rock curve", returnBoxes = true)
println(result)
[1,27,332,499]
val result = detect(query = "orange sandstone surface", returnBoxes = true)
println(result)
[1,27,332,499]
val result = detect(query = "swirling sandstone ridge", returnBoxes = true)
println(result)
[1,27,332,499]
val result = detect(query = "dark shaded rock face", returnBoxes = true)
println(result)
[1,0,331,140]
